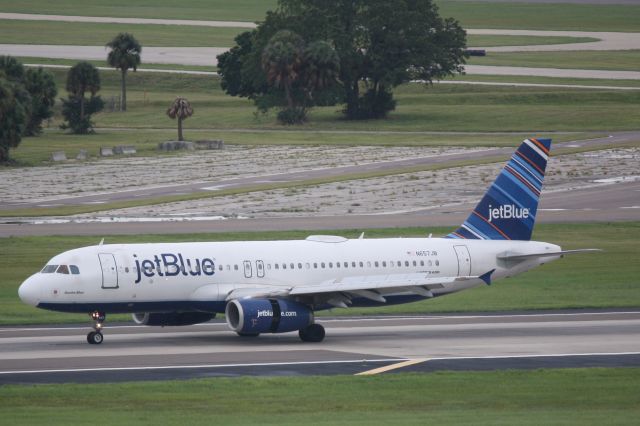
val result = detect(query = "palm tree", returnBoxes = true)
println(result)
[66,61,101,121]
[166,97,193,141]
[261,30,304,109]
[302,40,340,97]
[106,33,141,112]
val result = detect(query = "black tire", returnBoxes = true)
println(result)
[236,332,260,337]
[88,331,103,345]
[299,324,325,342]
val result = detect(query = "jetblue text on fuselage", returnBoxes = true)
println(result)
[134,253,215,283]
[488,204,530,222]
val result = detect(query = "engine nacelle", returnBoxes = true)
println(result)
[132,312,215,326]
[225,299,313,334]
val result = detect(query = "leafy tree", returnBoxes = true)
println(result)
[302,40,340,95]
[0,56,25,81]
[0,57,57,136]
[106,33,142,112]
[166,97,193,141]
[61,62,104,134]
[261,30,304,110]
[0,77,30,163]
[218,0,466,120]
[218,25,340,124]
[23,68,57,136]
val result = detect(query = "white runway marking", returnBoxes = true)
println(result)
[0,358,407,375]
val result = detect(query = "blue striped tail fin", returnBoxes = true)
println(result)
[446,138,551,241]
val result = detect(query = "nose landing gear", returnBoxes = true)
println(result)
[87,311,105,344]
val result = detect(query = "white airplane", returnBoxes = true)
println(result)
[19,138,597,344]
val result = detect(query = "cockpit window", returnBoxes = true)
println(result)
[41,265,58,273]
[70,265,80,275]
[56,265,70,274]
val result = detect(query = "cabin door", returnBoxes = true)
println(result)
[453,245,471,276]
[98,253,119,289]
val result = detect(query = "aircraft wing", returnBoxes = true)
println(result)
[224,272,490,307]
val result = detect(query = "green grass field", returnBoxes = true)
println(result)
[0,19,241,47]
[0,20,599,48]
[438,1,640,32]
[18,57,217,73]
[1,368,639,425]
[3,66,637,167]
[0,0,276,22]
[18,69,640,133]
[468,35,598,48]
[446,74,640,88]
[470,50,640,72]
[1,0,639,32]
[1,222,638,325]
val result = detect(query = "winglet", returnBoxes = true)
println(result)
[480,269,496,286]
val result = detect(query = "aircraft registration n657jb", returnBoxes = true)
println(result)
[19,138,598,344]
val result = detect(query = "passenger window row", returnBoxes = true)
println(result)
[216,259,439,272]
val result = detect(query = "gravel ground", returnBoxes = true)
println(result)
[71,147,639,219]
[0,146,481,203]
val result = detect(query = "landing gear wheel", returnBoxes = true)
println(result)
[87,331,103,344]
[299,324,325,342]
[87,311,106,345]
[237,332,260,337]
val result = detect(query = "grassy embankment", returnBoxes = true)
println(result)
[1,222,638,325]
[6,69,638,167]
[1,369,639,425]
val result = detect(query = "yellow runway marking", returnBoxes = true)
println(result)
[355,358,429,376]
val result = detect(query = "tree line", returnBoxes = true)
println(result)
[217,0,467,124]
[0,33,146,163]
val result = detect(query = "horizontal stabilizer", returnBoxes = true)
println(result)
[497,248,601,261]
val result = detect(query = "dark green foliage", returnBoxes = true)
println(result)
[218,0,467,121]
[0,56,25,81]
[276,106,307,124]
[23,68,57,136]
[61,62,104,134]
[218,13,341,124]
[0,78,31,162]
[0,57,57,137]
[106,33,142,111]
[60,95,105,134]
[0,56,58,161]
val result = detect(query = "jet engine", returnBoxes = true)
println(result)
[225,298,313,334]
[132,312,215,326]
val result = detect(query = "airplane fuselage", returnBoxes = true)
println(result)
[19,237,560,314]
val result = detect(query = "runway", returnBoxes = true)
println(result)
[1,311,638,384]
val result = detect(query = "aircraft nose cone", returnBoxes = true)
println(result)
[18,275,40,307]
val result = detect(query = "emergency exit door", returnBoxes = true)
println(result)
[453,245,471,276]
[98,253,119,289]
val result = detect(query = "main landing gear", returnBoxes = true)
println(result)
[298,323,325,342]
[87,311,105,344]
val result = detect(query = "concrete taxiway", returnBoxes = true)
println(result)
[1,311,638,384]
